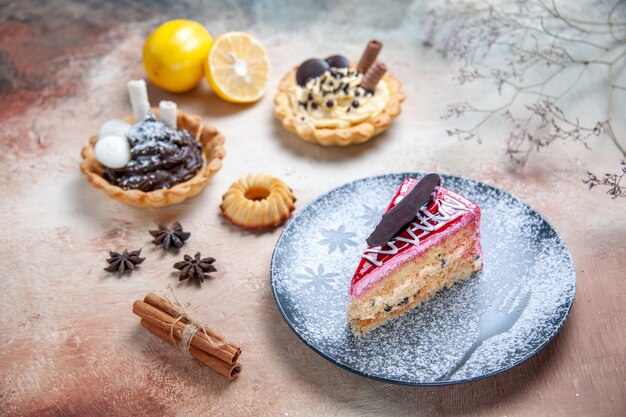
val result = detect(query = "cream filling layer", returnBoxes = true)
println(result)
[348,242,471,322]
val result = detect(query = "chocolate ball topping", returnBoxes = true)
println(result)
[296,58,330,87]
[324,55,350,69]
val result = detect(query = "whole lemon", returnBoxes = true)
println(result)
[143,20,213,93]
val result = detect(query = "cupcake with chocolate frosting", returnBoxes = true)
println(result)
[80,80,226,207]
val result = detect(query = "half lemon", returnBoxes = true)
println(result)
[205,32,270,103]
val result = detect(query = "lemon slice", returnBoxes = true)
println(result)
[205,32,270,103]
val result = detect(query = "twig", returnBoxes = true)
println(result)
[422,0,626,198]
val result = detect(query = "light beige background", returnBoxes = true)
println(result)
[0,2,624,416]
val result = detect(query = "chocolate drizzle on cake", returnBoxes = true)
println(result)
[366,174,442,247]
[103,113,203,192]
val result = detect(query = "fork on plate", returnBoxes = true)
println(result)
[435,285,532,381]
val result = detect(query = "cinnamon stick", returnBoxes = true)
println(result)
[132,291,243,380]
[144,293,184,321]
[140,319,242,380]
[143,293,241,360]
[133,300,241,364]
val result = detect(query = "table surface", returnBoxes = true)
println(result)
[1,1,624,416]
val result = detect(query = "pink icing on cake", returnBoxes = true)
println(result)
[349,178,482,297]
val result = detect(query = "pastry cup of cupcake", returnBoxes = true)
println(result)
[274,40,405,146]
[80,80,226,208]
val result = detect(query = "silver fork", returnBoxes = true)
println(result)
[435,286,532,381]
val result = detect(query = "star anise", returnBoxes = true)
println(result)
[104,249,145,274]
[149,221,191,251]
[173,252,216,283]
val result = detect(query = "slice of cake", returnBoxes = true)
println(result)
[348,175,482,336]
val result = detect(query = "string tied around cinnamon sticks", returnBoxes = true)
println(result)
[133,288,242,380]
[164,285,225,354]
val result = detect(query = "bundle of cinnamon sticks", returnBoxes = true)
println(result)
[132,292,242,380]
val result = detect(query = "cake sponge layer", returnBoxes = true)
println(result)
[348,223,482,336]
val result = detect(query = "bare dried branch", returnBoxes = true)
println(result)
[422,0,626,198]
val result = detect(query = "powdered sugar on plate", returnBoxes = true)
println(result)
[271,173,575,385]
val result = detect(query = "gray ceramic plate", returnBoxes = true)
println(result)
[270,173,575,385]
